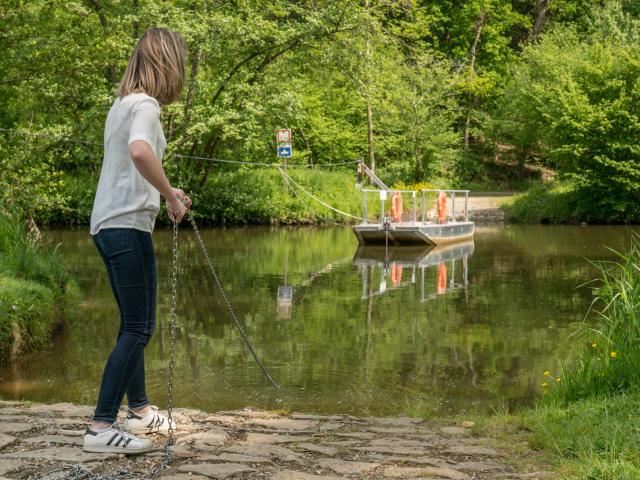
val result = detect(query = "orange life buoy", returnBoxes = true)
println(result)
[390,192,403,222]
[391,263,403,287]
[437,262,447,295]
[437,191,447,223]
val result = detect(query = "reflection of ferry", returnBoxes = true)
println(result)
[353,241,473,301]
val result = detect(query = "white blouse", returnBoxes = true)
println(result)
[90,93,166,235]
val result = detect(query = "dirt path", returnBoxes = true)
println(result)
[465,194,514,224]
[0,400,553,480]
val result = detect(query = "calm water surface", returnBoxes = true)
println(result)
[1,225,637,416]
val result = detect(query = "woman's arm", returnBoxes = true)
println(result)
[129,140,190,222]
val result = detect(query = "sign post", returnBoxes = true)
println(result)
[276,129,292,161]
[276,128,292,189]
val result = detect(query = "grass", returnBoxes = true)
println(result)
[460,237,640,479]
[0,210,79,363]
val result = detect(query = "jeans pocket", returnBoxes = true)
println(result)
[94,228,133,258]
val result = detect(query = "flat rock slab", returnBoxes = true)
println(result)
[4,446,118,463]
[178,462,256,479]
[323,440,361,447]
[271,471,343,480]
[295,443,338,457]
[0,423,33,434]
[318,422,343,432]
[317,458,379,475]
[28,403,93,418]
[440,427,470,436]
[159,474,209,480]
[454,461,502,472]
[334,431,374,440]
[219,410,279,419]
[242,432,313,445]
[0,415,32,422]
[444,445,498,456]
[383,465,469,480]
[365,455,443,466]
[0,433,17,450]
[22,435,81,446]
[367,426,421,435]
[248,418,318,431]
[353,445,428,456]
[368,418,423,427]
[180,429,229,450]
[0,459,30,476]
[223,444,304,463]
[200,452,272,464]
[370,438,428,447]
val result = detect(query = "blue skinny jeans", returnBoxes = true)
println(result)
[91,228,157,423]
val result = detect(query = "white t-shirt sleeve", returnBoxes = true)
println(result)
[127,98,161,154]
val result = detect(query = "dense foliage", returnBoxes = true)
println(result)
[495,5,640,222]
[0,211,78,362]
[0,0,638,224]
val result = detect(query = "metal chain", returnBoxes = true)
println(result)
[30,209,278,480]
[30,221,180,480]
[184,209,279,390]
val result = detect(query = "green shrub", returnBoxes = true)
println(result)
[0,210,78,363]
[0,276,56,361]
[505,181,639,224]
[493,5,640,222]
[167,167,364,226]
[0,211,71,295]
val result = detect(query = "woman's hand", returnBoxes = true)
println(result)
[167,187,191,223]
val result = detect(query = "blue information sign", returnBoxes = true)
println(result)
[277,144,292,158]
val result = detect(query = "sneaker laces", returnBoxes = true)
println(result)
[112,422,137,443]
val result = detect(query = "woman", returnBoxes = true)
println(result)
[83,28,191,454]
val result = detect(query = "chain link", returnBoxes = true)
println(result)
[30,221,180,480]
[29,208,277,480]
[184,209,279,389]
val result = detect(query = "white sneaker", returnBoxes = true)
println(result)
[83,423,153,454]
[123,406,175,436]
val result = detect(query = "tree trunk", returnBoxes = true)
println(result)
[132,0,139,39]
[364,0,375,173]
[532,0,550,41]
[366,102,375,172]
[86,0,117,84]
[464,9,486,149]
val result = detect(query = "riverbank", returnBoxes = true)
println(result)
[30,169,511,228]
[0,400,554,479]
[503,182,640,225]
[0,212,78,364]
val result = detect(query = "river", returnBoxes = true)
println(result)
[0,225,637,417]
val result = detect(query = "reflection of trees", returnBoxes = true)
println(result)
[4,226,635,415]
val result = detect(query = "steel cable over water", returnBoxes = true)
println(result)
[276,166,365,222]
[0,127,358,169]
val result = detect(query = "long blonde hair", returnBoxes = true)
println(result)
[118,28,186,105]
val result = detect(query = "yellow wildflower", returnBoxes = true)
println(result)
[544,371,551,377]
[611,351,617,359]
[592,343,597,348]
[556,377,561,383]
[542,382,548,387]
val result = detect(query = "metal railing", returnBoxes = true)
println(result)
[360,188,470,225]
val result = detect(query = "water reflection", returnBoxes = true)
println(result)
[0,225,638,417]
[354,241,473,301]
